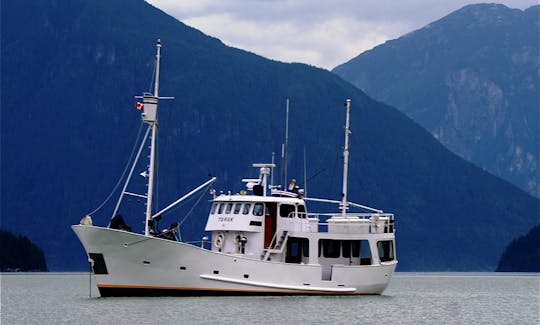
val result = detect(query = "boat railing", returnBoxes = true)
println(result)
[282,212,395,234]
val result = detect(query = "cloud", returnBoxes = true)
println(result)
[147,0,539,69]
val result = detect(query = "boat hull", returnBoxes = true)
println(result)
[72,225,396,296]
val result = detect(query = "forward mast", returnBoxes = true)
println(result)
[138,39,174,236]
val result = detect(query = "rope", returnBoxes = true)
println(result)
[154,126,159,210]
[88,122,145,216]
[178,183,213,227]
[148,59,156,94]
[173,182,214,241]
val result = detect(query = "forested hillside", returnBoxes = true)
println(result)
[0,230,48,272]
[497,224,540,272]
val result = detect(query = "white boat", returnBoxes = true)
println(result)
[72,40,397,296]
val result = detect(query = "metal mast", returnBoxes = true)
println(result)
[340,99,351,217]
[284,98,289,185]
[144,40,162,236]
[110,40,173,236]
[139,40,173,235]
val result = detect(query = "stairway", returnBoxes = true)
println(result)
[261,230,289,261]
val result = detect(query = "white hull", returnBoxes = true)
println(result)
[73,225,396,296]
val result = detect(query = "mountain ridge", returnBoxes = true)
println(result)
[2,0,538,271]
[333,3,539,198]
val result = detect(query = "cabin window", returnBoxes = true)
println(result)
[242,203,251,215]
[377,240,395,262]
[342,240,368,258]
[302,238,310,257]
[233,203,242,214]
[225,203,233,214]
[318,240,371,262]
[287,241,300,263]
[286,237,309,263]
[280,204,295,218]
[320,239,340,258]
[342,240,352,258]
[360,241,372,265]
[351,241,360,258]
[298,205,306,218]
[211,203,217,214]
[253,203,264,216]
[217,203,224,214]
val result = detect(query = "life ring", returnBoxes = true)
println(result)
[214,232,225,248]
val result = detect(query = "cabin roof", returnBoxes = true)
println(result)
[212,194,305,204]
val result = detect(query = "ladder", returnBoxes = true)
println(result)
[261,230,289,261]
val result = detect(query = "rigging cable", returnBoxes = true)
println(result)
[154,125,159,211]
[177,185,210,227]
[152,180,214,242]
[148,58,156,95]
[87,121,145,216]
[175,181,215,240]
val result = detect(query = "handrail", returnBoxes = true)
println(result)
[266,231,278,250]
[279,213,395,234]
[262,230,289,260]
[304,197,384,213]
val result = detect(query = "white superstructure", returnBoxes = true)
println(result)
[72,40,397,296]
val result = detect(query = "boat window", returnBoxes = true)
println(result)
[298,205,306,218]
[287,241,300,263]
[253,203,264,216]
[377,240,394,262]
[211,203,217,215]
[320,239,340,258]
[225,203,233,214]
[341,240,366,258]
[242,203,252,215]
[233,203,242,214]
[286,237,309,263]
[360,241,372,265]
[280,204,295,218]
[217,203,224,214]
[342,240,352,258]
[302,238,310,257]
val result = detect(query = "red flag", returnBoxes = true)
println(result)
[135,101,144,111]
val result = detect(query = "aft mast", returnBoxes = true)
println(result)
[340,99,351,216]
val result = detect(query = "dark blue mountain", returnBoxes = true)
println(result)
[0,230,48,272]
[333,4,540,198]
[496,224,540,272]
[2,0,538,271]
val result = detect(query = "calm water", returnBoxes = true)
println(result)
[1,273,539,324]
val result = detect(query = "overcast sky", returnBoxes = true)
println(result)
[146,0,538,70]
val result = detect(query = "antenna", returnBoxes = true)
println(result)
[154,39,161,98]
[271,152,275,188]
[303,146,307,197]
[285,98,289,185]
[280,98,290,187]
